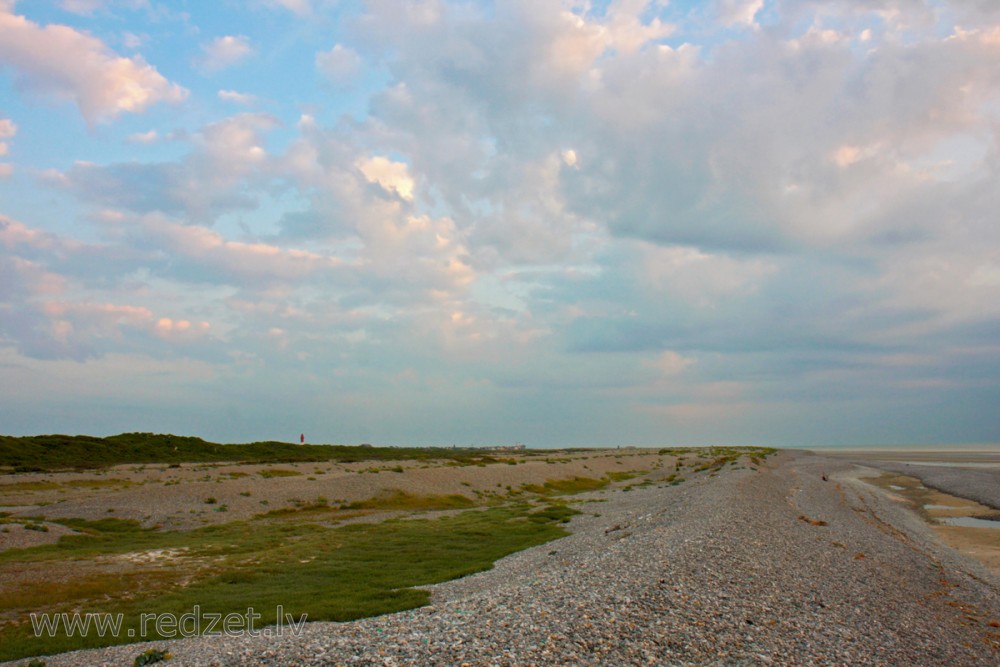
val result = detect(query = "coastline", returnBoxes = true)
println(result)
[4,450,998,666]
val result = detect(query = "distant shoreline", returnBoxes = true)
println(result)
[808,444,1000,455]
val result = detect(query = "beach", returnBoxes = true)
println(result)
[4,449,997,666]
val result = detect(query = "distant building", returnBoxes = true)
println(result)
[489,443,526,452]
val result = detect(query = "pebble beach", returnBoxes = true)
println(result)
[11,450,999,667]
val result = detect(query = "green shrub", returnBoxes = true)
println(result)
[134,648,171,665]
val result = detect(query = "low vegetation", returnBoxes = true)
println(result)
[521,476,609,496]
[134,649,170,665]
[342,490,476,511]
[0,433,512,472]
[0,502,573,662]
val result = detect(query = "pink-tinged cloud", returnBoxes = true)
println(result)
[42,301,152,328]
[139,215,344,283]
[0,5,186,123]
[2,256,68,298]
[0,117,14,156]
[154,317,211,341]
[40,302,212,352]
[0,215,76,252]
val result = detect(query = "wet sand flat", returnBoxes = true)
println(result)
[819,447,1000,510]
[859,470,1000,575]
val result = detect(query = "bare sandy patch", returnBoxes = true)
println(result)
[0,449,700,534]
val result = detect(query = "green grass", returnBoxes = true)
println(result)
[527,504,580,523]
[0,481,62,492]
[64,479,134,489]
[0,504,570,662]
[521,476,609,496]
[342,490,476,511]
[0,479,135,495]
[0,433,511,472]
[257,468,302,479]
[606,470,647,482]
[657,446,777,459]
[56,517,153,535]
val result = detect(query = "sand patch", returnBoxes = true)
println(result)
[117,548,190,565]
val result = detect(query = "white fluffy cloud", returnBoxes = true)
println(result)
[0,4,186,123]
[356,155,415,201]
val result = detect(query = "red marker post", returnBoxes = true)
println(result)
[300,433,305,444]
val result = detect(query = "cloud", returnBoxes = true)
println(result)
[121,31,145,49]
[127,129,158,143]
[51,113,281,221]
[197,35,252,72]
[643,350,696,378]
[0,117,15,140]
[0,217,196,361]
[316,44,362,83]
[356,155,414,201]
[0,117,14,173]
[259,0,311,16]
[59,0,149,15]
[0,4,187,123]
[715,0,764,27]
[218,89,258,105]
[133,213,347,286]
[5,0,1000,444]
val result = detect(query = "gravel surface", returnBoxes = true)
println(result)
[8,451,1000,666]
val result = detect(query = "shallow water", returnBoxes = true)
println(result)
[937,516,1000,529]
[900,461,1000,469]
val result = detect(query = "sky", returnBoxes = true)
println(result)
[1,0,999,447]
